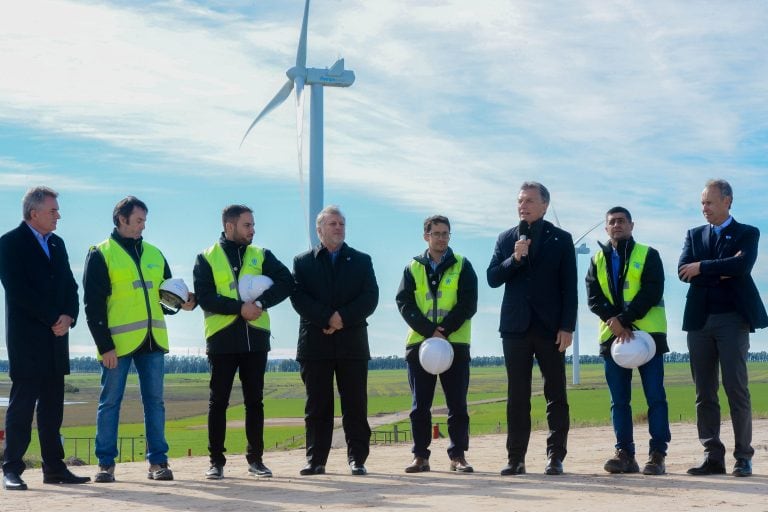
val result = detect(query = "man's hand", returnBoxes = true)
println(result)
[180,292,196,311]
[431,326,446,339]
[678,262,701,282]
[556,330,573,353]
[329,311,344,330]
[101,349,118,370]
[241,302,262,321]
[514,238,531,262]
[51,314,73,337]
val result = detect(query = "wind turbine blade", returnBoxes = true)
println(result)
[551,206,562,228]
[240,79,294,148]
[294,75,311,247]
[295,0,310,69]
[573,220,604,246]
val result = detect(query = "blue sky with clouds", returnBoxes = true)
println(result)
[1,0,767,359]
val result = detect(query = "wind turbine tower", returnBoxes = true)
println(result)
[241,0,355,246]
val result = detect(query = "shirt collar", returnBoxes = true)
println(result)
[25,222,52,242]
[712,216,733,234]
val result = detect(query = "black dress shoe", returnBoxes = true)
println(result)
[732,458,752,477]
[299,463,326,476]
[3,472,28,491]
[687,458,726,476]
[545,457,564,475]
[43,468,91,484]
[500,460,526,476]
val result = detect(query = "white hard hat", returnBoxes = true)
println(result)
[610,330,657,369]
[238,274,274,303]
[418,337,454,375]
[159,278,190,309]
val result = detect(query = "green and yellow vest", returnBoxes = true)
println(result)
[594,242,667,343]
[97,238,168,358]
[202,243,270,339]
[405,254,471,346]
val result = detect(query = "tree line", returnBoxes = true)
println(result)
[1,352,768,374]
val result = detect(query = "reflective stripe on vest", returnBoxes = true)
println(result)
[202,243,270,339]
[405,253,471,345]
[594,242,667,343]
[96,238,168,358]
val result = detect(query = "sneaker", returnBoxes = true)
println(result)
[405,457,430,473]
[604,449,640,474]
[449,456,474,473]
[94,465,116,483]
[205,465,224,480]
[248,461,273,477]
[148,463,174,481]
[642,452,666,475]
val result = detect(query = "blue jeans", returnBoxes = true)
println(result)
[604,352,670,456]
[95,350,168,466]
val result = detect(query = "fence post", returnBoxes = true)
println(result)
[394,424,399,443]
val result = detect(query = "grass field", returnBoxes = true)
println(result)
[1,362,767,463]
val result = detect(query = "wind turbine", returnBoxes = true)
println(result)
[240,0,355,246]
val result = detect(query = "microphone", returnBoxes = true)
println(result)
[518,221,530,241]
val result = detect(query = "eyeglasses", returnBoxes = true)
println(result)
[428,231,451,239]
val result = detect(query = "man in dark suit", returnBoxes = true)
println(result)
[678,179,767,478]
[487,181,577,476]
[290,205,379,476]
[0,186,90,490]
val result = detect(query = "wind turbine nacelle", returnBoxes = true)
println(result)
[305,58,355,87]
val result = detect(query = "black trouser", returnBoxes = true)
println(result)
[299,359,370,465]
[2,374,67,475]
[687,312,753,462]
[502,322,569,462]
[207,351,268,466]
[407,349,470,460]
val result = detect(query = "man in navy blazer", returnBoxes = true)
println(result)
[0,186,90,490]
[488,182,577,476]
[678,179,768,478]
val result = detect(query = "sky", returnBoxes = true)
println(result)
[1,0,767,360]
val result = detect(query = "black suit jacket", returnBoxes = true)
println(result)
[0,222,79,379]
[487,219,578,335]
[291,242,379,361]
[678,218,768,332]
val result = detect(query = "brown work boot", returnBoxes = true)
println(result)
[450,456,474,473]
[604,449,639,474]
[642,451,666,475]
[405,457,430,473]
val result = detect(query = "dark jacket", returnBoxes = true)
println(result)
[0,222,79,379]
[193,235,293,354]
[83,229,174,356]
[487,219,578,336]
[395,247,478,360]
[585,237,669,356]
[291,242,379,361]
[678,218,768,332]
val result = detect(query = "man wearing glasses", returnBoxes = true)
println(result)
[396,215,478,474]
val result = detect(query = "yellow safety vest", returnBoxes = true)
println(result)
[96,238,168,358]
[405,253,471,345]
[202,243,270,339]
[594,242,667,343]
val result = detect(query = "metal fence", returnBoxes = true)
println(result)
[64,436,145,465]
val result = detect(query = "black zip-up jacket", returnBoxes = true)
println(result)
[395,247,478,361]
[83,229,174,356]
[585,236,669,356]
[193,235,293,355]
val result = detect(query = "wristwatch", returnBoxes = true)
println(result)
[254,300,263,309]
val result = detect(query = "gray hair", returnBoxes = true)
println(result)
[705,179,733,202]
[316,205,345,227]
[22,186,59,220]
[520,181,550,204]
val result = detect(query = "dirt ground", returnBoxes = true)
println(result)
[4,420,767,512]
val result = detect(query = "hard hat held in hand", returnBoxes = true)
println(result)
[159,278,190,309]
[610,330,657,369]
[419,337,454,375]
[238,275,274,303]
